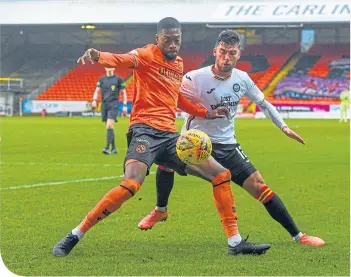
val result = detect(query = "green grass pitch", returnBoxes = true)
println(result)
[0,117,349,276]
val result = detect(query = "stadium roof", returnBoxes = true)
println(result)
[0,0,283,2]
[0,0,349,24]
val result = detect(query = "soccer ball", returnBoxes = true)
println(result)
[176,129,212,165]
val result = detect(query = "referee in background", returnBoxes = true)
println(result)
[92,67,127,154]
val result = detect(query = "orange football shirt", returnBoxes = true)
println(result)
[98,44,207,132]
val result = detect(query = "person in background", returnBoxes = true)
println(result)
[92,67,127,154]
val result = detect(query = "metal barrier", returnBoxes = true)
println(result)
[0,77,23,90]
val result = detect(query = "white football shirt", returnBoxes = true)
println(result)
[181,65,265,144]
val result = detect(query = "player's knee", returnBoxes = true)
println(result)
[106,123,114,129]
[106,120,114,129]
[243,172,268,199]
[158,165,174,172]
[124,159,148,184]
[244,172,275,204]
[211,169,231,187]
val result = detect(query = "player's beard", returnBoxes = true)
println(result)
[220,60,237,73]
[220,64,234,73]
[165,52,178,61]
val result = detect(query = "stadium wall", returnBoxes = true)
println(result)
[0,0,349,119]
[21,100,132,117]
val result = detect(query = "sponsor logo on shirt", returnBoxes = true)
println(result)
[210,95,239,110]
[158,67,183,83]
[206,88,215,94]
[185,75,192,81]
[233,83,241,92]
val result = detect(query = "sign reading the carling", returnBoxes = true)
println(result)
[213,2,350,22]
[0,1,349,24]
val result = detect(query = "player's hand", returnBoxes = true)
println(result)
[91,100,97,109]
[77,48,100,65]
[122,106,128,117]
[205,107,230,119]
[282,126,305,145]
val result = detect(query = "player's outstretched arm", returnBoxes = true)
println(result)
[77,48,136,68]
[258,99,305,145]
[281,126,305,145]
[77,48,100,64]
[178,93,229,119]
[245,73,305,144]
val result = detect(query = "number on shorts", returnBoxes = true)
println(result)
[235,146,249,160]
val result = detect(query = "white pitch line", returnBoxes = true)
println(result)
[1,172,155,191]
[0,175,124,191]
[0,161,123,167]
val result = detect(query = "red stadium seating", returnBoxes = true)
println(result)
[307,44,349,78]
[36,44,300,106]
[237,44,299,110]
[37,64,132,101]
[244,44,299,89]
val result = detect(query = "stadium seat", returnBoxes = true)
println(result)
[37,64,132,101]
[37,44,302,107]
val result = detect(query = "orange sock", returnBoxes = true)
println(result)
[212,170,239,238]
[79,178,141,233]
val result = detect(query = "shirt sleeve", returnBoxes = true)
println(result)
[258,100,287,130]
[180,73,206,109]
[128,46,154,68]
[119,77,126,89]
[244,73,265,104]
[98,52,136,68]
[98,45,153,70]
[178,93,207,118]
[96,78,102,88]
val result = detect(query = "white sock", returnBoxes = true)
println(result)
[228,234,242,247]
[293,232,303,242]
[72,227,85,240]
[155,206,167,213]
